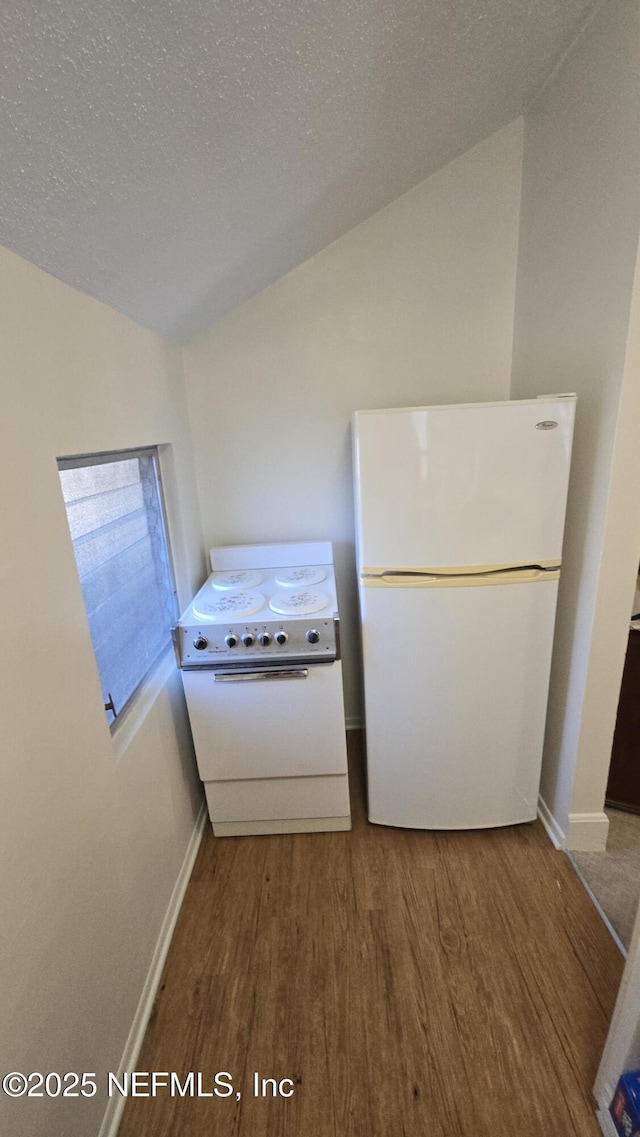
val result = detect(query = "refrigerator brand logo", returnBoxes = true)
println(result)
[535,420,558,430]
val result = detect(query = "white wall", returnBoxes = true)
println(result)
[182,119,524,719]
[510,0,640,848]
[0,247,203,1137]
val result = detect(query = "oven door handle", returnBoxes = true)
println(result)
[213,668,309,683]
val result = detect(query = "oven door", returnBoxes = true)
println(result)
[181,660,348,781]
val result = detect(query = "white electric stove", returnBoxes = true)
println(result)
[173,541,351,836]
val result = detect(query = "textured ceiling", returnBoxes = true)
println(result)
[0,0,600,343]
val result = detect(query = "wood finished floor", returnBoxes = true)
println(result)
[119,733,623,1137]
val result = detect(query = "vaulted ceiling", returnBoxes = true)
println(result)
[0,0,601,343]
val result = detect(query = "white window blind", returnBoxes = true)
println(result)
[58,448,177,726]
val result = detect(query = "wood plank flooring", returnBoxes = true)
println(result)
[119,732,623,1137]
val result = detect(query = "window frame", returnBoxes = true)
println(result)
[57,445,179,731]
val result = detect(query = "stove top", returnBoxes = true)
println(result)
[274,565,327,587]
[210,569,263,591]
[268,588,330,616]
[192,589,267,621]
[175,542,340,670]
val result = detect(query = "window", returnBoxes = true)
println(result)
[58,447,177,727]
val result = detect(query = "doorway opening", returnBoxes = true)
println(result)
[571,564,640,952]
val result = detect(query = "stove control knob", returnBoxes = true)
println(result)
[306,629,320,644]
[258,632,272,647]
[241,633,255,647]
[275,631,288,646]
[225,633,239,648]
[193,635,208,651]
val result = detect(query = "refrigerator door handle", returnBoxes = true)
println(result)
[362,565,561,587]
[377,572,438,584]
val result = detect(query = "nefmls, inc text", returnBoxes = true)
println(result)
[108,1071,295,1098]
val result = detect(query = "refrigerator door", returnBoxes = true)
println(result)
[360,576,560,829]
[353,396,575,571]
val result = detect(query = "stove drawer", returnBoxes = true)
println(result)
[181,660,348,781]
[204,773,350,823]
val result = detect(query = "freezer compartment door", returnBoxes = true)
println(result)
[360,577,560,829]
[182,661,348,781]
[353,397,575,571]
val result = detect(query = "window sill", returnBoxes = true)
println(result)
[111,648,177,760]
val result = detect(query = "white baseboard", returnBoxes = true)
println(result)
[566,811,609,851]
[345,716,363,731]
[98,802,207,1137]
[536,793,565,848]
[536,797,610,852]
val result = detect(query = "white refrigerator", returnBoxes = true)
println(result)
[352,394,576,830]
